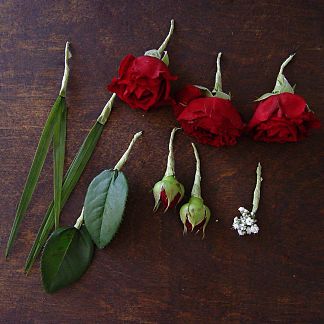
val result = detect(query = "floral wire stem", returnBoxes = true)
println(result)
[252,162,262,214]
[273,53,295,94]
[164,127,181,177]
[97,93,116,125]
[278,53,295,77]
[59,42,72,97]
[74,207,84,230]
[212,52,222,94]
[233,163,263,236]
[158,19,174,55]
[114,131,143,171]
[191,143,202,199]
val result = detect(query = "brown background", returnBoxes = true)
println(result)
[0,0,323,323]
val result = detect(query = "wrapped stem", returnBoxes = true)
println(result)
[252,162,263,214]
[59,42,72,97]
[74,207,84,230]
[212,52,222,93]
[273,53,295,94]
[97,93,116,125]
[114,131,143,171]
[191,143,202,198]
[278,53,295,76]
[164,127,180,177]
[158,19,174,55]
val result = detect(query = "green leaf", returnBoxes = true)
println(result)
[24,122,104,273]
[194,85,231,100]
[273,74,295,94]
[5,95,63,257]
[161,51,169,65]
[144,49,161,59]
[41,226,94,293]
[255,92,276,102]
[53,99,67,229]
[194,85,213,97]
[256,75,295,102]
[212,90,231,100]
[84,169,128,249]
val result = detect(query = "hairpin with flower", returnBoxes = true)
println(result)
[172,52,244,147]
[180,143,211,238]
[232,163,262,236]
[108,19,177,111]
[247,54,320,143]
[153,127,184,212]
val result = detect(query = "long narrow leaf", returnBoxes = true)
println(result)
[5,96,63,257]
[53,99,67,229]
[24,122,104,273]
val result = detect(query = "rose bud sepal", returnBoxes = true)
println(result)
[153,127,184,212]
[153,175,184,212]
[179,143,211,238]
[180,196,211,237]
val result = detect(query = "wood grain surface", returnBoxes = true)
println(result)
[1,0,323,323]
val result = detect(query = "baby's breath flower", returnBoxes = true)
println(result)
[233,163,263,236]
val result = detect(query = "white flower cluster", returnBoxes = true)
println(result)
[232,207,259,236]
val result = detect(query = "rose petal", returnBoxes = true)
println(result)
[132,56,177,80]
[118,54,136,76]
[248,95,280,129]
[278,93,307,118]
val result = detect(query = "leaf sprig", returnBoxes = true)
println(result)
[41,131,142,293]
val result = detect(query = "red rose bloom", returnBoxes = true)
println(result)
[247,93,320,143]
[108,54,177,111]
[173,85,244,147]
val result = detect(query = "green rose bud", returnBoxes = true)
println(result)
[179,143,211,238]
[153,175,185,211]
[153,128,184,212]
[180,197,210,237]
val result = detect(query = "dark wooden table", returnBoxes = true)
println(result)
[1,1,323,323]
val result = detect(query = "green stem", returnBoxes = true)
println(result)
[59,42,72,97]
[114,131,143,171]
[252,163,263,214]
[212,52,222,94]
[191,143,202,199]
[164,127,180,177]
[158,19,174,55]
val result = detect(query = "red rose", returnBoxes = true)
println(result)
[247,93,320,143]
[108,54,177,111]
[173,85,244,147]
